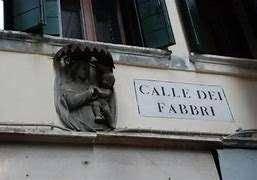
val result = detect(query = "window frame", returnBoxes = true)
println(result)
[80,0,96,41]
[59,0,85,39]
[177,0,257,60]
[3,0,175,49]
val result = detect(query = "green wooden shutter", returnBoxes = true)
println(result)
[135,0,175,48]
[43,0,60,35]
[178,0,206,53]
[11,0,45,31]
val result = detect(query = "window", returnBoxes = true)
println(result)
[178,0,257,59]
[3,0,175,49]
[4,0,60,35]
[61,0,83,39]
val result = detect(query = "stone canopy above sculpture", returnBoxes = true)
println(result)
[54,44,116,132]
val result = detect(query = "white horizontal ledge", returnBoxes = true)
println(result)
[0,30,170,57]
[191,53,257,67]
[0,30,176,69]
[191,53,257,78]
[0,126,256,149]
[0,126,222,150]
[1,30,257,77]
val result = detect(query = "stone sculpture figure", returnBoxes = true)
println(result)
[92,72,115,124]
[53,44,116,132]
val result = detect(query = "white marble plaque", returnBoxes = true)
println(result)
[134,79,233,121]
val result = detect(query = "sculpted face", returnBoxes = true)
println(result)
[76,61,89,81]
[101,73,115,88]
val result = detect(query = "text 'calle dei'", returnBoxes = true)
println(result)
[134,80,233,122]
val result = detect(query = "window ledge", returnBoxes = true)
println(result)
[0,30,176,69]
[1,30,257,77]
[191,53,257,78]
[0,30,170,56]
[0,126,222,150]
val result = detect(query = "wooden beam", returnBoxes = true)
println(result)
[116,0,126,44]
[80,0,97,41]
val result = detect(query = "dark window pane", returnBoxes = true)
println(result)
[118,0,142,46]
[61,0,83,39]
[92,0,122,44]
[196,0,252,58]
[244,1,257,36]
[179,0,257,58]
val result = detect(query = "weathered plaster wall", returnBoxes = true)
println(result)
[0,51,256,135]
[0,51,61,126]
[0,144,219,180]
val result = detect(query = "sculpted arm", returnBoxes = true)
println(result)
[62,88,95,111]
[94,87,112,98]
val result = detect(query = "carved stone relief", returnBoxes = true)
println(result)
[54,44,116,132]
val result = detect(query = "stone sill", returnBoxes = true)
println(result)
[0,127,222,150]
[0,124,256,149]
[1,30,257,77]
[191,53,257,67]
[0,30,170,57]
[2,127,256,149]
[191,53,257,78]
[2,127,257,149]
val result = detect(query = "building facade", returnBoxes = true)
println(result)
[0,0,257,179]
